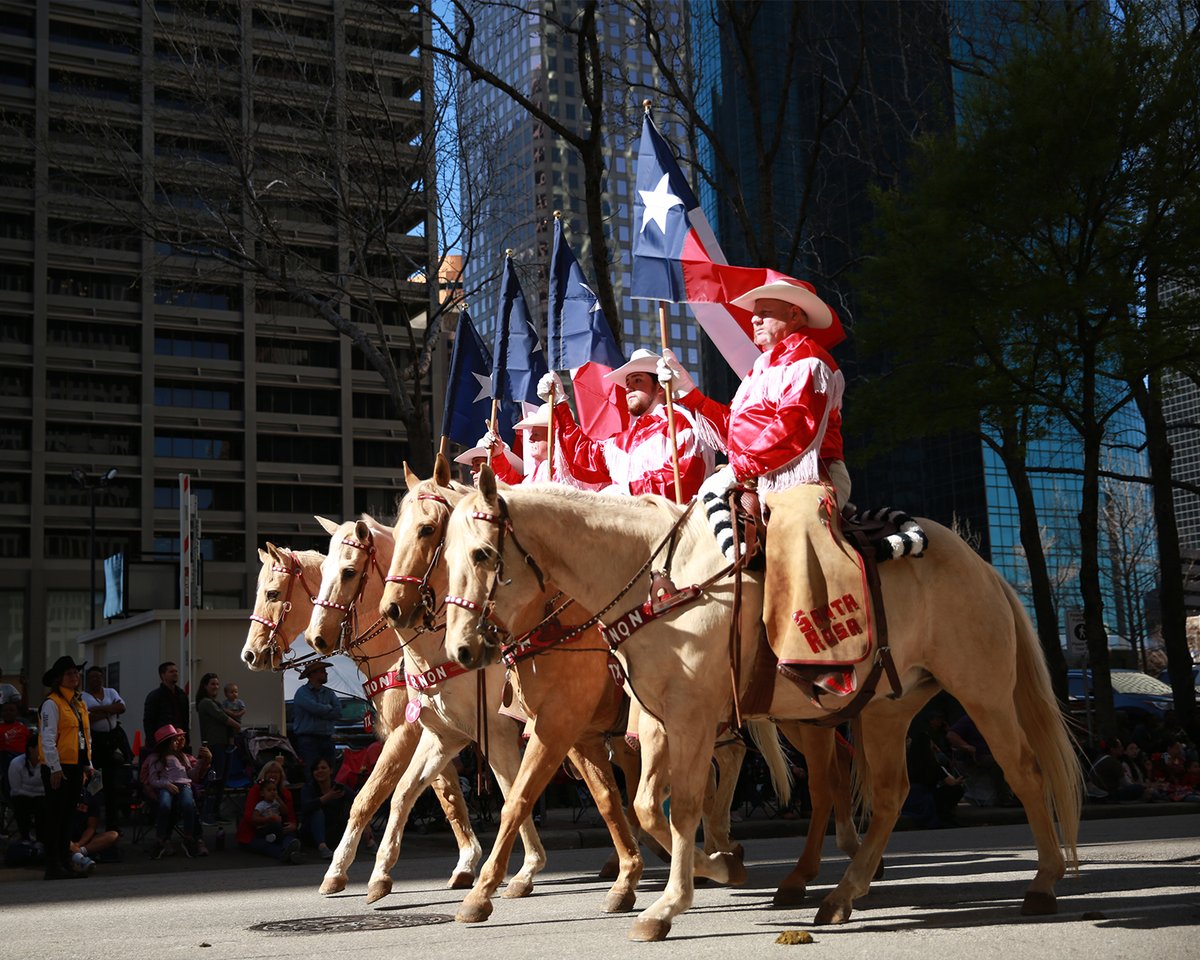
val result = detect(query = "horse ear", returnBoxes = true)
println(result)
[314,515,340,536]
[265,542,282,561]
[402,461,421,490]
[434,452,451,488]
[478,463,497,500]
[355,519,370,542]
[257,547,271,564]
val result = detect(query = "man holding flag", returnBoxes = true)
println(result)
[535,351,710,500]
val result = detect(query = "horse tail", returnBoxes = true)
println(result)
[747,718,792,810]
[846,719,872,828]
[999,573,1082,870]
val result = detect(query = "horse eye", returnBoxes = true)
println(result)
[471,548,490,564]
[266,590,279,602]
[342,567,356,580]
[418,524,435,538]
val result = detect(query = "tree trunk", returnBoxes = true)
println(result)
[1131,371,1195,721]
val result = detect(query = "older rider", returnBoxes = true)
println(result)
[657,277,849,510]
[484,404,559,485]
[535,349,711,501]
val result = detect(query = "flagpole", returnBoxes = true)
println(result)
[658,300,684,504]
[487,250,515,468]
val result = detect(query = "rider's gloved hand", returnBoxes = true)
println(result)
[656,348,696,397]
[537,371,567,403]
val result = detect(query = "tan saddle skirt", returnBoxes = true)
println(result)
[763,484,874,670]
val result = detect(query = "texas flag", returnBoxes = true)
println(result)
[546,215,628,439]
[491,254,548,435]
[441,308,496,446]
[630,111,761,378]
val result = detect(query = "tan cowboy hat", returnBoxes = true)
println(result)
[513,404,553,431]
[730,278,833,330]
[603,348,661,386]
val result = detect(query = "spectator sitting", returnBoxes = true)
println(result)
[0,665,22,708]
[1090,738,1148,802]
[0,699,30,769]
[946,713,1010,807]
[68,781,119,872]
[144,724,210,860]
[237,760,301,864]
[301,757,349,859]
[222,682,246,723]
[8,739,46,845]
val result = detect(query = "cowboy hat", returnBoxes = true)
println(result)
[603,348,661,386]
[453,436,522,470]
[153,723,185,747]
[42,655,86,688]
[730,278,834,330]
[513,404,553,431]
[299,660,332,680]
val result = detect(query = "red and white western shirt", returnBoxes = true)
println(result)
[552,403,710,501]
[678,331,844,491]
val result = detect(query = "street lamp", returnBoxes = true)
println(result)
[71,467,119,630]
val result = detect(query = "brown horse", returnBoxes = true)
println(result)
[241,540,481,894]
[440,474,1082,941]
[386,459,870,925]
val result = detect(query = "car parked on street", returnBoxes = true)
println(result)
[1067,668,1176,720]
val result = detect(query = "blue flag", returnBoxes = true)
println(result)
[441,309,497,446]
[490,255,547,433]
[547,216,623,371]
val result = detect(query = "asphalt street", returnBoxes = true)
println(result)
[5,814,1198,959]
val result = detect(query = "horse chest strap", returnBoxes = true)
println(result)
[362,670,406,700]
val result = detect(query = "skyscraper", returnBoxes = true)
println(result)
[0,1,435,684]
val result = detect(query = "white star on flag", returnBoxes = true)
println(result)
[639,173,684,235]
[578,282,602,312]
[471,371,492,403]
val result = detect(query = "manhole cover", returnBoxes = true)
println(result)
[250,914,454,935]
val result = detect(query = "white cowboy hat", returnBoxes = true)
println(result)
[730,278,833,330]
[603,348,661,386]
[453,436,522,471]
[513,403,553,431]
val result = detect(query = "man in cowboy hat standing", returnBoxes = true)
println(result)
[657,277,849,510]
[291,661,340,774]
[533,349,712,501]
[37,654,92,879]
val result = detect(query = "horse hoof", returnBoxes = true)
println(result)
[814,900,853,925]
[365,877,393,904]
[319,875,347,895]
[873,857,885,881]
[597,858,620,880]
[456,898,494,924]
[723,849,748,887]
[502,876,534,899]
[602,889,637,914]
[448,869,475,890]
[772,885,806,908]
[629,917,672,942]
[1021,891,1057,916]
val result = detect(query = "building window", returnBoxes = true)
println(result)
[44,590,92,671]
[154,381,236,410]
[0,590,25,675]
[153,432,241,460]
[154,331,238,360]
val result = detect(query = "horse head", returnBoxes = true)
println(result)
[442,465,550,670]
[243,542,322,670]
[379,455,461,631]
[305,514,392,656]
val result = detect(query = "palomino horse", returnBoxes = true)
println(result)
[305,514,549,904]
[441,473,1082,941]
[241,541,482,893]
[376,460,798,923]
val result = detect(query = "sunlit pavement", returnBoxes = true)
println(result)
[4,815,1197,959]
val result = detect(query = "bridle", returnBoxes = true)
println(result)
[444,495,546,651]
[383,493,450,631]
[312,526,391,655]
[248,551,320,668]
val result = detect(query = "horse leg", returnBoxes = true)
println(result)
[702,735,746,859]
[567,737,644,913]
[321,720,417,894]
[366,727,465,904]
[429,767,482,889]
[815,698,926,925]
[601,730,650,876]
[770,722,838,907]
[457,715,576,922]
[480,708,547,900]
[629,717,717,942]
